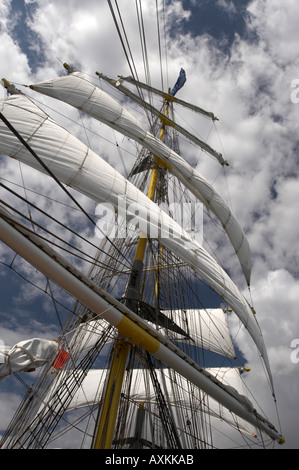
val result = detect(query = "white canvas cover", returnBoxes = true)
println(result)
[30,72,252,285]
[0,94,270,382]
[0,338,58,380]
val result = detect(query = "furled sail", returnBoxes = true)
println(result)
[29,71,252,285]
[0,94,269,381]
[97,72,222,164]
[0,338,58,380]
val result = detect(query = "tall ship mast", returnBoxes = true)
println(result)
[0,8,284,450]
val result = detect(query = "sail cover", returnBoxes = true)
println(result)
[30,72,252,285]
[0,338,58,380]
[0,94,271,383]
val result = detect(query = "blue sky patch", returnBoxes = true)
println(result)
[168,0,256,52]
[9,0,43,72]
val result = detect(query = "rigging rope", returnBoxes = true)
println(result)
[155,0,164,92]
[0,112,134,271]
[0,182,130,272]
[135,0,151,90]
[0,261,77,317]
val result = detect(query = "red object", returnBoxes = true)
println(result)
[52,349,70,370]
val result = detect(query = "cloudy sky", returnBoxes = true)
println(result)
[0,0,299,449]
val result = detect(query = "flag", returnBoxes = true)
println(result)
[170,68,186,96]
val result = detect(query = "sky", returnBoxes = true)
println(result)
[0,0,299,449]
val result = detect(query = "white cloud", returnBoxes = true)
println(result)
[0,0,12,29]
[0,33,31,94]
[248,0,299,66]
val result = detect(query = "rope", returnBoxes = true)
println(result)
[0,112,134,271]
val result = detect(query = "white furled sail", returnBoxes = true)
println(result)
[97,72,221,162]
[0,94,270,382]
[0,338,58,380]
[30,72,252,285]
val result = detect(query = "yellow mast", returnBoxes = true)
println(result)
[92,94,170,449]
